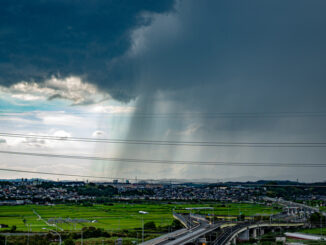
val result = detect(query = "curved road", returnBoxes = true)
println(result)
[141,213,224,245]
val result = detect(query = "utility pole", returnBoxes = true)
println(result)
[321,213,323,237]
[81,230,83,245]
[142,216,144,243]
[27,224,30,245]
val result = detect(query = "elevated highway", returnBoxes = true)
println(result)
[157,221,223,245]
[140,212,224,245]
[141,208,306,245]
[213,222,305,245]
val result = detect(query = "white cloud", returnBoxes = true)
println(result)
[91,105,135,114]
[0,130,73,149]
[12,94,45,101]
[51,130,71,138]
[0,115,39,124]
[92,130,106,137]
[0,76,110,105]
[36,112,84,126]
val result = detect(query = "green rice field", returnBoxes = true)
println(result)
[299,228,326,235]
[0,202,280,232]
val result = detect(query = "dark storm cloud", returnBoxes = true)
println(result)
[110,0,326,180]
[1,0,326,111]
[101,0,326,152]
[113,0,326,112]
[0,0,174,101]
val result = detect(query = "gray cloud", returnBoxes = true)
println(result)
[107,0,326,135]
[2,0,326,108]
[111,0,326,111]
[106,0,326,180]
[0,0,174,101]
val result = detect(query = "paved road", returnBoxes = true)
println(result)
[157,221,224,245]
[157,222,208,245]
[141,213,224,245]
[140,228,188,245]
[213,223,250,245]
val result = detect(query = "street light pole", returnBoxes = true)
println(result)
[138,211,148,244]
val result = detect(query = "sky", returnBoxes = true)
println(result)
[1,0,326,182]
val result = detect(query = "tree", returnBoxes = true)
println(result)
[10,225,17,233]
[144,221,156,230]
[171,219,183,229]
[64,238,75,245]
[0,236,5,245]
[309,212,325,226]
[238,214,245,221]
[81,226,110,239]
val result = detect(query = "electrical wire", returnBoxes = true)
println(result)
[1,132,326,147]
[1,167,326,187]
[2,110,326,118]
[1,150,326,167]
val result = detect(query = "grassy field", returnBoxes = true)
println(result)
[0,202,280,232]
[299,228,326,235]
[287,238,326,245]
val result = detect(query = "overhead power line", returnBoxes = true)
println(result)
[0,168,118,180]
[1,132,326,147]
[1,167,326,187]
[1,150,326,167]
[2,110,326,118]
[0,167,157,182]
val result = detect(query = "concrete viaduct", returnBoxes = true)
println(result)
[213,222,304,245]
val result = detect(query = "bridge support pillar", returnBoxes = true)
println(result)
[238,229,249,241]
[232,237,237,245]
[252,228,257,239]
[260,228,264,236]
[198,237,206,244]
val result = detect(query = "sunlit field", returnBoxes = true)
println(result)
[0,202,280,232]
